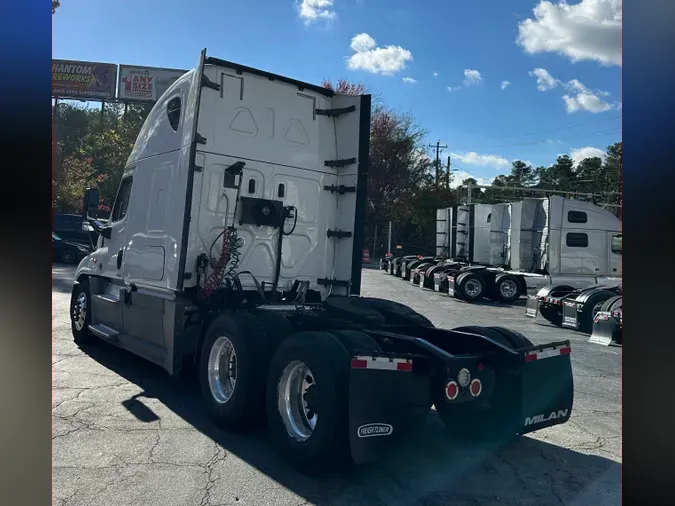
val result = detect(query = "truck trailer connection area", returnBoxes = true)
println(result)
[70,49,574,474]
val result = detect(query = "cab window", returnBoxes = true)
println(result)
[111,176,134,223]
[566,232,588,248]
[610,234,622,255]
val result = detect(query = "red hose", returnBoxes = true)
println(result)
[198,228,234,299]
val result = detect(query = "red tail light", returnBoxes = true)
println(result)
[469,379,482,397]
[445,381,459,401]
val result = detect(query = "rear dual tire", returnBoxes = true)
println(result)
[266,331,352,474]
[198,313,270,431]
[199,318,385,474]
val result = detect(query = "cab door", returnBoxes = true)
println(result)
[89,172,134,332]
[100,174,134,281]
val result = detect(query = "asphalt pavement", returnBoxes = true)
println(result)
[52,264,621,506]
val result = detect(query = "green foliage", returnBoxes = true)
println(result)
[53,102,152,215]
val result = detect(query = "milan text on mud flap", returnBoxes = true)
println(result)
[357,423,394,438]
[524,409,569,427]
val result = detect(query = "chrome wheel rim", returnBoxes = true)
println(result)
[465,279,483,298]
[499,279,518,299]
[277,360,317,442]
[72,292,87,331]
[208,336,237,404]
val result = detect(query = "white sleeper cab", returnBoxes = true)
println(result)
[71,49,575,475]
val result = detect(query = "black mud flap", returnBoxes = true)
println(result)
[519,343,574,435]
[561,300,580,329]
[348,357,431,464]
[589,311,621,346]
[525,296,539,318]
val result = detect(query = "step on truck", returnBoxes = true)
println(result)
[441,197,622,303]
[71,49,574,474]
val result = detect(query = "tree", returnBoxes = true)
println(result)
[321,78,368,96]
[54,155,107,212]
[322,79,434,254]
[575,156,603,196]
[53,1,60,14]
[602,141,621,205]
[53,101,153,214]
[509,160,535,187]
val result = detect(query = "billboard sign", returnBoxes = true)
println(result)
[118,65,188,102]
[52,59,117,100]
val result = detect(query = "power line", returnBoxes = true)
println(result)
[471,115,621,141]
[450,115,620,149]
[457,128,621,149]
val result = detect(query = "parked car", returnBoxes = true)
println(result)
[53,232,90,264]
[53,213,90,245]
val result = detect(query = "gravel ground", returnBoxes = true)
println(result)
[53,264,621,506]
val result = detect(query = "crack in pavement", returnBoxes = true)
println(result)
[200,442,228,506]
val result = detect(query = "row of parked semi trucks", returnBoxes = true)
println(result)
[379,195,622,345]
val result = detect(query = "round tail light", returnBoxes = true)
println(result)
[469,379,482,397]
[445,381,459,401]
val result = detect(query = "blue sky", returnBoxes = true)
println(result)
[53,0,621,186]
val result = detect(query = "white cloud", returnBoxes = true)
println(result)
[346,33,413,75]
[516,0,621,66]
[529,68,559,91]
[501,80,511,90]
[570,146,606,165]
[447,85,462,93]
[561,80,613,113]
[562,93,612,113]
[463,69,483,86]
[402,77,418,84]
[433,72,439,77]
[298,0,336,24]
[350,32,375,52]
[450,151,512,170]
[529,69,614,113]
[449,171,495,189]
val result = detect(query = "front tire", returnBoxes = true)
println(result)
[266,331,351,474]
[71,278,95,346]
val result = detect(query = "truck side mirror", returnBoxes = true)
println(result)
[83,188,100,219]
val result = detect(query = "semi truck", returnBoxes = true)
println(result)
[525,282,622,334]
[70,49,574,474]
[423,197,622,303]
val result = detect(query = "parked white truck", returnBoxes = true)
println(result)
[426,196,622,303]
[71,49,574,474]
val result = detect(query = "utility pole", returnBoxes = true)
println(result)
[387,221,393,255]
[446,156,451,189]
[428,140,447,188]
